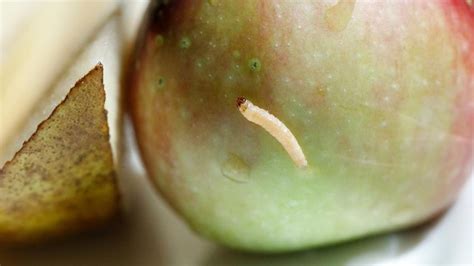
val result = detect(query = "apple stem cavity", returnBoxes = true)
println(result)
[237,97,308,168]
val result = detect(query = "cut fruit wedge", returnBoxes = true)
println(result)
[0,65,120,245]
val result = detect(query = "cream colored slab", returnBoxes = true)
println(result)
[0,1,118,153]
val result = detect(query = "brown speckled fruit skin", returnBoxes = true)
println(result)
[0,65,120,246]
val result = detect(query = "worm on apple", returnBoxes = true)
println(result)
[237,97,308,168]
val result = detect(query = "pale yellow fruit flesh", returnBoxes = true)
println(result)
[0,65,119,245]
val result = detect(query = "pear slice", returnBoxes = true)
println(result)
[0,65,119,245]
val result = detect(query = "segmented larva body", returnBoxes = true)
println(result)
[237,97,308,168]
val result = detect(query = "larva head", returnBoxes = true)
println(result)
[236,96,247,108]
[130,0,474,252]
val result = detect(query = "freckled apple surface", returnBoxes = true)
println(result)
[129,0,474,252]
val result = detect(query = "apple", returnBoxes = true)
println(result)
[129,0,474,252]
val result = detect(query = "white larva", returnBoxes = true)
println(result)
[237,97,308,168]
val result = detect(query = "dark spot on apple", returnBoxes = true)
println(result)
[179,37,192,49]
[156,76,166,90]
[236,96,247,107]
[248,58,262,72]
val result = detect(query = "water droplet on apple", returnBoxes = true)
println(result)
[324,0,356,32]
[221,154,250,183]
[179,37,192,49]
[248,58,262,72]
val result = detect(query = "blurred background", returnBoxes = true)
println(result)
[0,1,472,265]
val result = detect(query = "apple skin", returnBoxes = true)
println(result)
[129,0,474,252]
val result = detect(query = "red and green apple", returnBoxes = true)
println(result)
[129,0,474,252]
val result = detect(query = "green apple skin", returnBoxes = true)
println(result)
[129,0,474,252]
